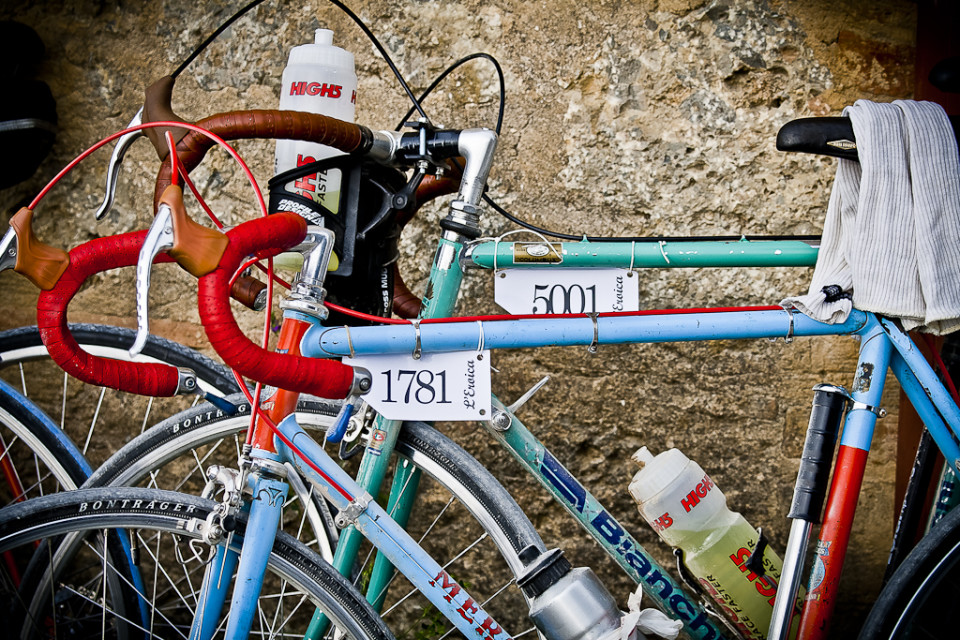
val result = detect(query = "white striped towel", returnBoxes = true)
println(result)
[781,99,960,335]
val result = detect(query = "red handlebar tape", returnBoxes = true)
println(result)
[198,212,355,400]
[37,231,182,396]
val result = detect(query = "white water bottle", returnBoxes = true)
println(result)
[275,28,357,215]
[628,447,798,640]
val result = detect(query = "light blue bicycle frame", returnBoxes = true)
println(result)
[303,307,960,640]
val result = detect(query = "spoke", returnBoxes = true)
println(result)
[60,371,67,429]
[137,533,199,616]
[268,566,291,634]
[389,465,419,520]
[82,386,107,455]
[416,496,455,544]
[352,467,425,593]
[436,579,520,640]
[381,532,489,618]
[32,448,43,497]
[47,538,57,638]
[17,363,27,397]
[294,487,311,540]
[13,470,56,502]
[152,530,160,637]
[56,583,159,636]
[80,535,189,637]
[140,396,155,434]
[102,529,107,639]
[273,592,312,638]
[178,438,228,492]
[0,431,14,462]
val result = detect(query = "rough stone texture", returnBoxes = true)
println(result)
[0,0,922,635]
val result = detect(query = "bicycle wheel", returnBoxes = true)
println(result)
[0,324,238,470]
[858,500,960,638]
[87,395,545,636]
[0,487,395,640]
[0,378,91,504]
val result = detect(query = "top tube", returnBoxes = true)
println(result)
[464,238,819,270]
[305,307,867,358]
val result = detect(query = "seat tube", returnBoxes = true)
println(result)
[329,235,466,613]
[797,319,892,639]
[224,456,288,639]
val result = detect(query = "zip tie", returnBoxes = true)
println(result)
[629,240,636,271]
[783,307,795,343]
[412,320,422,360]
[476,320,485,359]
[344,325,356,359]
[658,240,670,265]
[588,312,599,354]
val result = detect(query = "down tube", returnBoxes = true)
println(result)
[485,396,729,640]
[276,415,512,640]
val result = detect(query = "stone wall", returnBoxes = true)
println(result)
[0,0,920,635]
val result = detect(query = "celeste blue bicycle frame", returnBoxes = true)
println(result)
[199,303,960,640]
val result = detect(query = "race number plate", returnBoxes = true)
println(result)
[494,268,639,314]
[346,351,491,421]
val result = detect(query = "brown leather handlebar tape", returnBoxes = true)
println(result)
[153,110,366,209]
[231,275,268,311]
[391,170,461,319]
[143,76,190,160]
[158,185,229,277]
[9,207,69,291]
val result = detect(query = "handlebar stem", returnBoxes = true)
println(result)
[436,128,498,240]
[279,226,337,321]
[454,128,498,208]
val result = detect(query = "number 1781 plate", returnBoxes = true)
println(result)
[345,351,491,421]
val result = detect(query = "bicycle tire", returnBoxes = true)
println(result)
[858,501,960,639]
[0,323,238,472]
[0,323,237,394]
[0,378,91,504]
[86,394,544,634]
[0,486,395,640]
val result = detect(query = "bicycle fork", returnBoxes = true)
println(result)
[188,456,289,640]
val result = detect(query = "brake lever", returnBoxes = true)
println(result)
[130,184,228,357]
[95,108,145,220]
[0,226,17,272]
[0,208,70,290]
[130,203,175,357]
